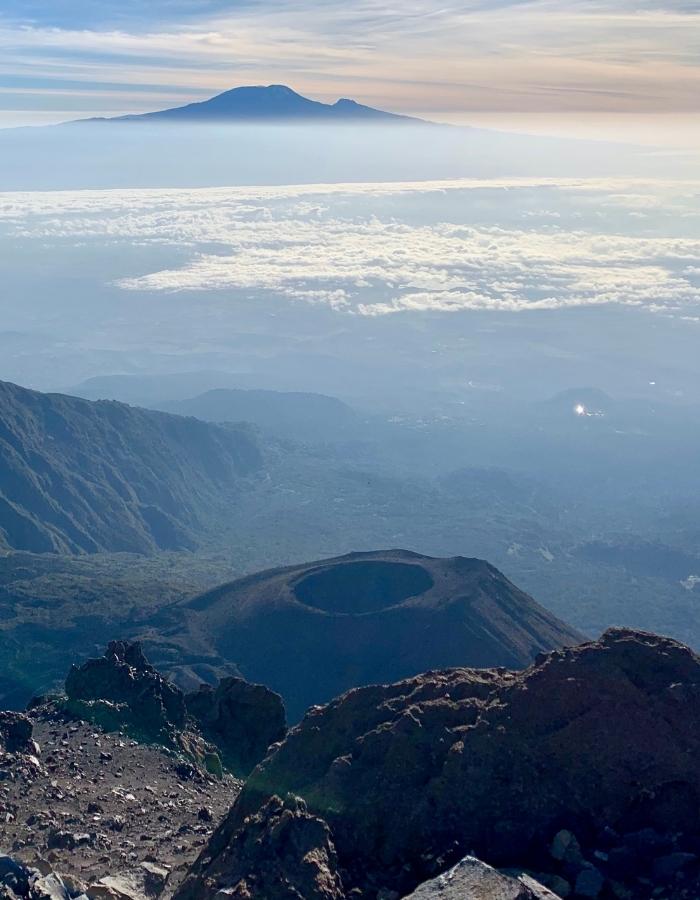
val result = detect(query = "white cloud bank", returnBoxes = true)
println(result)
[2,177,699,317]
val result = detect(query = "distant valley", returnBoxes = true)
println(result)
[2,377,700,709]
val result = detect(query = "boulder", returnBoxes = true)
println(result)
[174,629,700,900]
[401,857,558,899]
[0,859,82,900]
[184,795,343,900]
[0,712,34,755]
[186,678,286,775]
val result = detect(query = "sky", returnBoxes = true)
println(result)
[0,0,699,143]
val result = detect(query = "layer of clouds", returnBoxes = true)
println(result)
[2,178,699,317]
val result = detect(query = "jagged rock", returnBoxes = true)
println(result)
[60,642,284,777]
[175,629,700,900]
[87,883,142,900]
[186,678,286,775]
[0,859,83,900]
[179,795,343,900]
[86,865,167,900]
[0,857,32,896]
[31,873,71,900]
[401,857,557,898]
[64,642,186,742]
[0,713,34,755]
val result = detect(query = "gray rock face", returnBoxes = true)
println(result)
[182,795,344,900]
[0,857,83,900]
[401,857,557,899]
[186,677,286,776]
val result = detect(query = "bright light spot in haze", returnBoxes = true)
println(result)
[574,404,587,416]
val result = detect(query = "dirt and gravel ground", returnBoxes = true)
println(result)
[0,712,240,897]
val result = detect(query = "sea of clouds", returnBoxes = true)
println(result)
[2,177,699,318]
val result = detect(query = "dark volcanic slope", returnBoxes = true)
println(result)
[153,550,581,720]
[0,380,261,554]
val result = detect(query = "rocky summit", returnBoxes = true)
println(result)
[153,549,581,720]
[175,628,700,900]
[59,641,286,778]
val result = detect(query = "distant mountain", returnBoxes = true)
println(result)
[68,372,261,408]
[0,380,261,554]
[85,85,421,125]
[157,388,360,443]
[150,549,582,720]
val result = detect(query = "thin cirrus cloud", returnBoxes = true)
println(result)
[2,178,699,318]
[0,0,698,124]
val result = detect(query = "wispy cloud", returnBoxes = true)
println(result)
[0,0,698,122]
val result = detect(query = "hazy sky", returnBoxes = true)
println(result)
[0,0,699,141]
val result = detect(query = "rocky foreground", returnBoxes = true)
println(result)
[176,629,700,900]
[0,712,239,898]
[0,641,286,899]
[3,629,700,899]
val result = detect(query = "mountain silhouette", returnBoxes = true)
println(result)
[86,84,422,124]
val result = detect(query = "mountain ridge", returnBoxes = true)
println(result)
[0,379,262,554]
[79,84,425,125]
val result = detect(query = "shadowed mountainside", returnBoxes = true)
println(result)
[149,549,582,720]
[0,380,261,554]
[156,388,360,442]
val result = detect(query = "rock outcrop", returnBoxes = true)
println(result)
[64,641,187,744]
[186,678,286,776]
[0,856,90,900]
[175,629,700,900]
[60,642,286,777]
